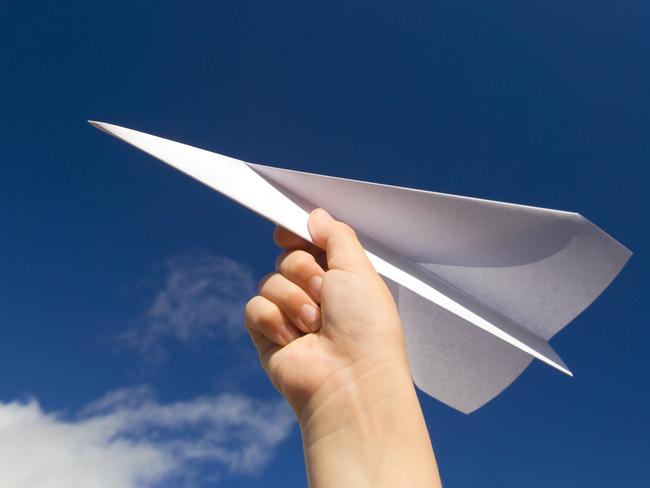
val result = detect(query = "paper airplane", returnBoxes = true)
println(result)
[90,121,631,413]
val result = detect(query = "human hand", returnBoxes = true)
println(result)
[244,208,411,417]
[244,208,441,487]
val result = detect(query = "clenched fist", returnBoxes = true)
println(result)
[244,208,408,415]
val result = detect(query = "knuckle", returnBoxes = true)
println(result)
[274,250,289,271]
[256,303,278,326]
[244,296,277,326]
[257,272,277,294]
[337,222,357,239]
[244,296,257,312]
[272,226,283,246]
[244,296,263,321]
[282,250,313,277]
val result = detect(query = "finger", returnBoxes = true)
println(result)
[274,226,322,256]
[274,226,328,270]
[307,208,374,274]
[243,304,283,379]
[245,295,301,347]
[275,249,325,302]
[259,273,322,333]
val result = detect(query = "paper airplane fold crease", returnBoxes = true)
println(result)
[90,120,631,413]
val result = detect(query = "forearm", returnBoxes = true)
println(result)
[299,356,442,488]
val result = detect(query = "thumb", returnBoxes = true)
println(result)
[308,209,374,274]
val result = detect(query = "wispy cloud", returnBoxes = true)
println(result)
[0,387,294,487]
[121,252,256,355]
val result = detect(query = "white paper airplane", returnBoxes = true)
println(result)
[90,121,631,413]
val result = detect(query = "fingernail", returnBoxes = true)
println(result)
[300,303,321,332]
[312,208,333,221]
[308,275,323,301]
[308,209,333,243]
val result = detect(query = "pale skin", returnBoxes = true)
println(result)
[245,208,442,488]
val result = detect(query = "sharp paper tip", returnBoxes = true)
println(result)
[88,120,115,137]
[88,120,108,129]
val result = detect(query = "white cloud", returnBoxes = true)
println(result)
[0,387,294,488]
[122,252,257,354]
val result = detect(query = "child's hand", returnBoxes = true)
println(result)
[245,209,441,487]
[244,208,410,416]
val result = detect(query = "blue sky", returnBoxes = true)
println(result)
[1,1,648,486]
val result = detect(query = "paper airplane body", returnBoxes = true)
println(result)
[91,121,631,413]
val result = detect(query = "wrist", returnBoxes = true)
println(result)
[298,355,441,487]
[298,353,416,444]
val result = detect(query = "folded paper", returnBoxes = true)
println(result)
[91,121,631,413]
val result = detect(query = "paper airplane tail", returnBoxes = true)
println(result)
[389,280,564,413]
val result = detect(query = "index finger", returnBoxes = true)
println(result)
[273,226,322,255]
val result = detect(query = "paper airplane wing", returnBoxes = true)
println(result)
[91,121,631,413]
[248,163,630,411]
